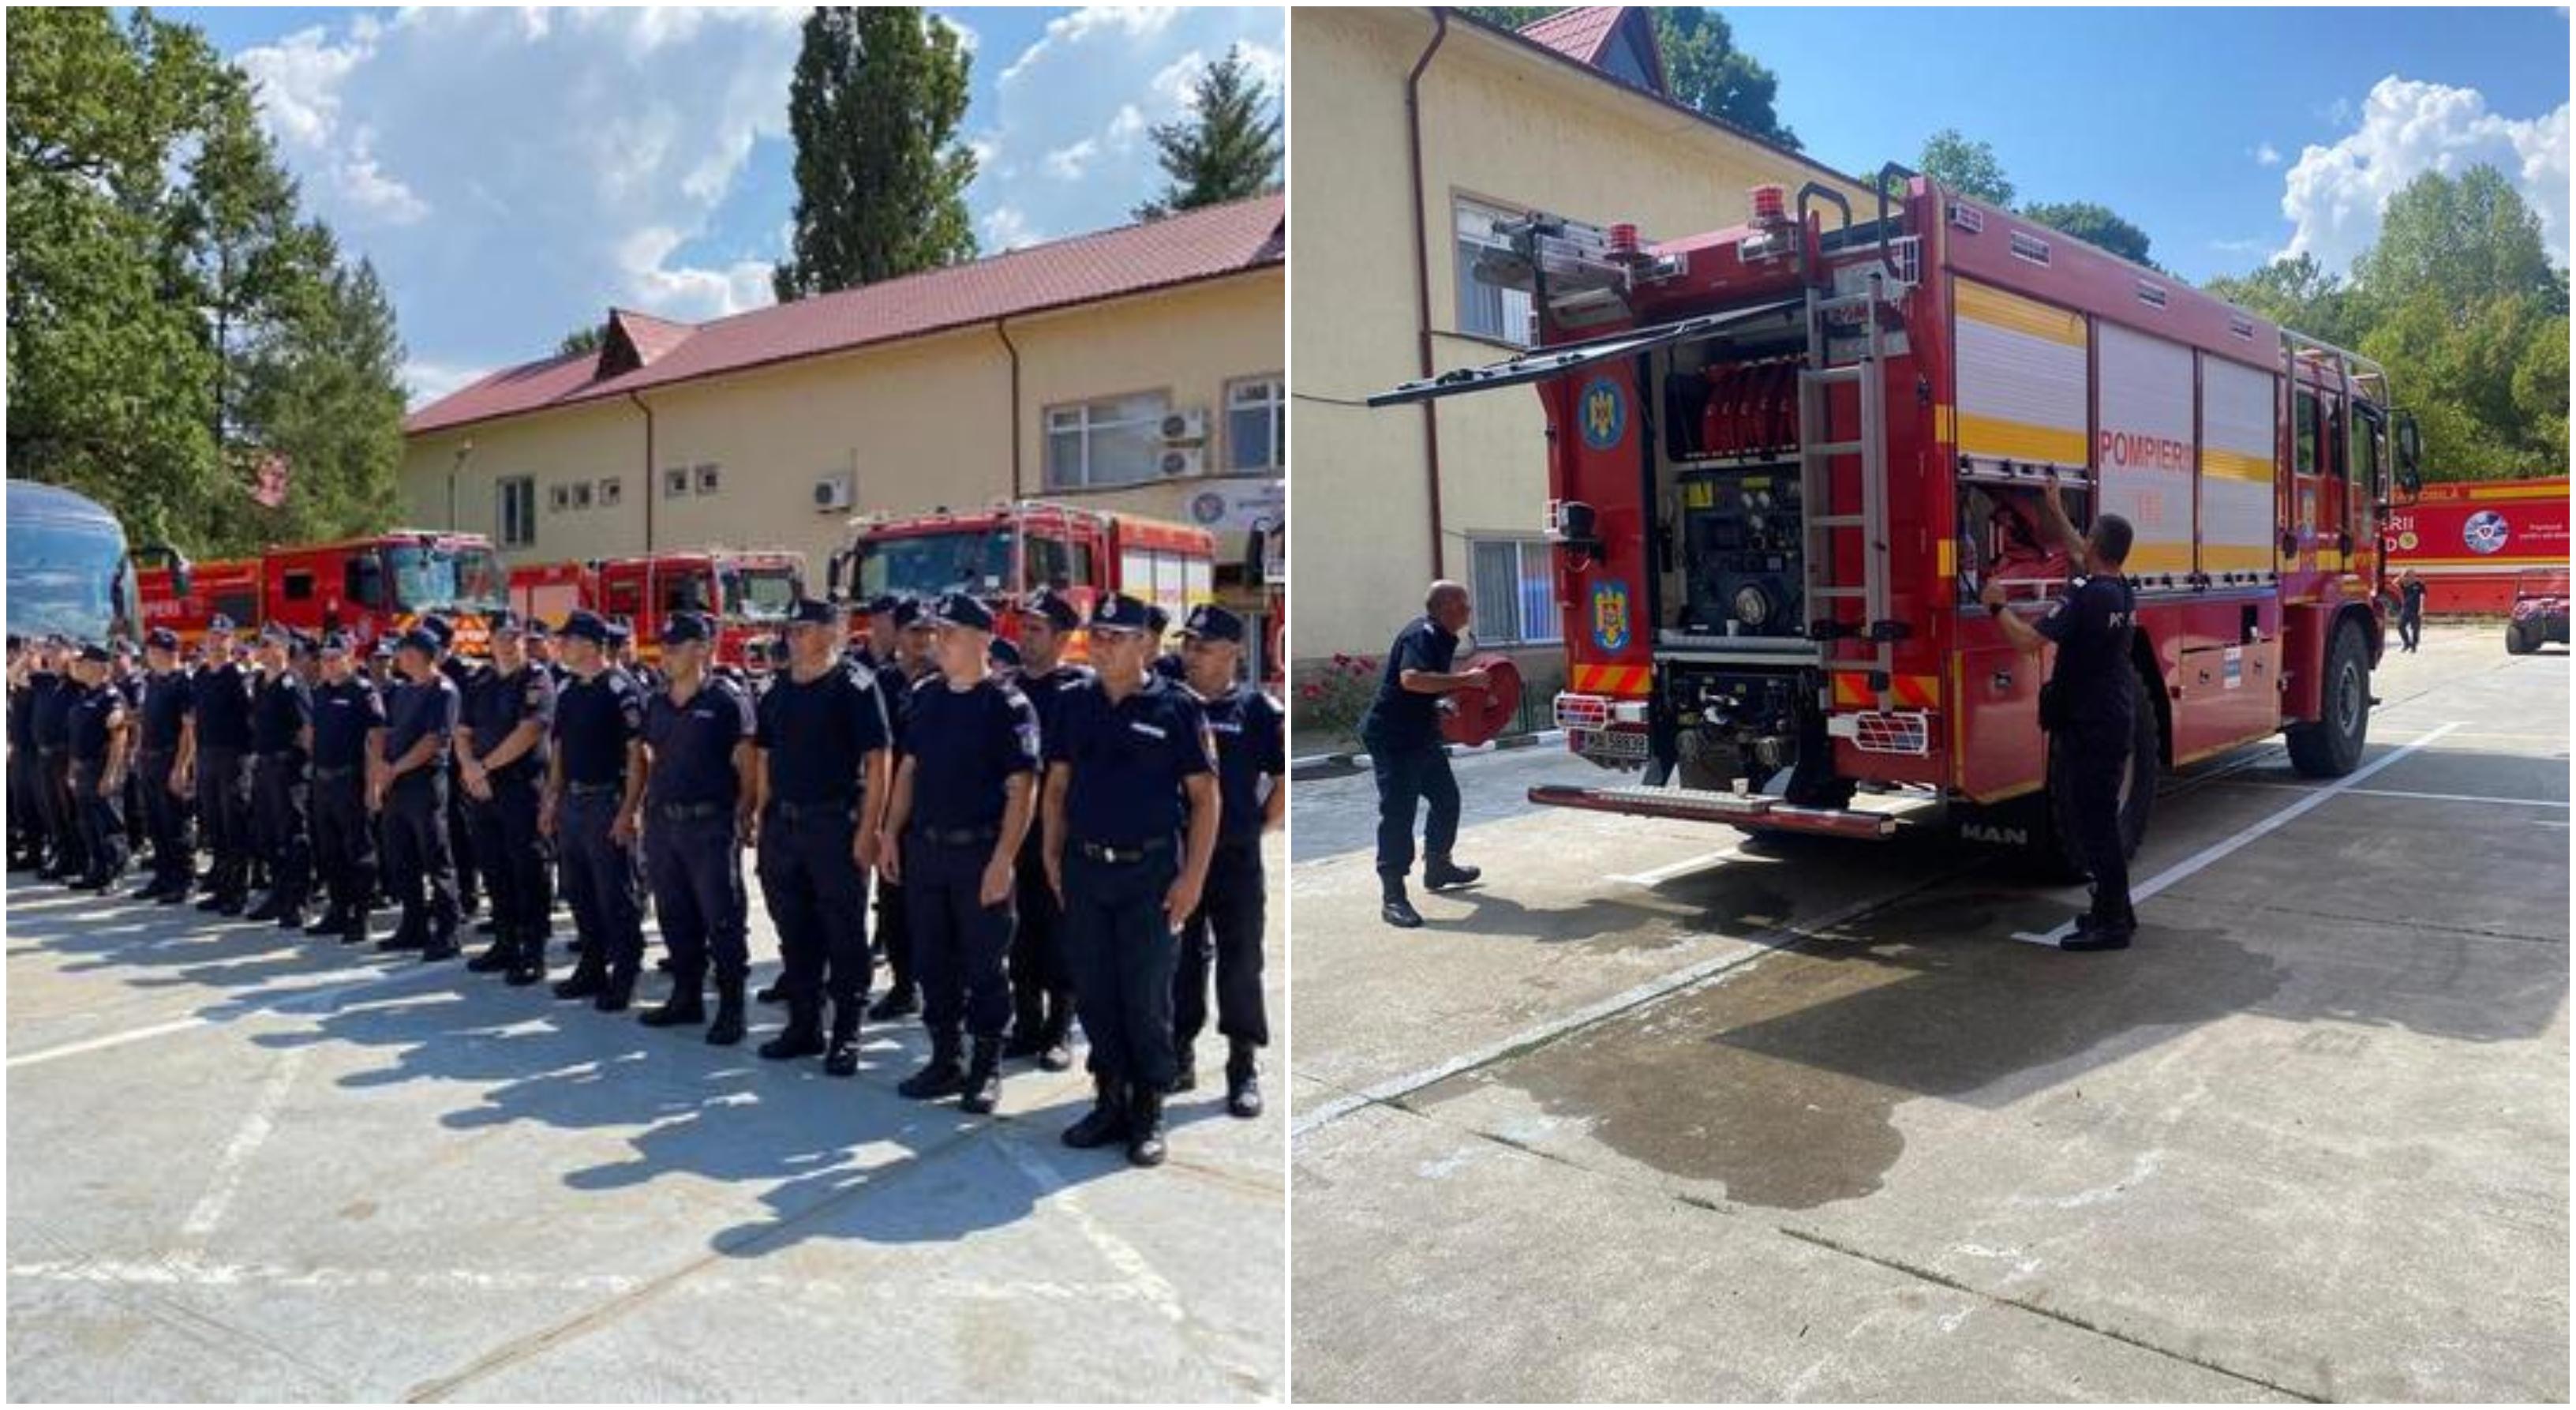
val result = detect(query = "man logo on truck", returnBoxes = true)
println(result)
[1579,377,1626,451]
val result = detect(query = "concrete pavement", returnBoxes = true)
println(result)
[1290,621,2567,1401]
[8,834,1285,1401]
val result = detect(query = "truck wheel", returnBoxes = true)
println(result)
[2023,668,2160,879]
[2505,621,2535,656]
[2286,621,2370,777]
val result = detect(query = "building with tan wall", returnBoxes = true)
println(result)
[1291,7,1875,692]
[400,193,1285,628]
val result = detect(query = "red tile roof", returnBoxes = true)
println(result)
[1518,7,1621,66]
[405,193,1286,436]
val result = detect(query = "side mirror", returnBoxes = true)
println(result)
[136,542,194,598]
[1243,527,1269,587]
[2394,412,2424,497]
[823,549,848,603]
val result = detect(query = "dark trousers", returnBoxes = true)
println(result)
[2399,613,2421,651]
[646,807,747,988]
[1010,833,1075,1035]
[560,789,642,977]
[469,770,549,943]
[194,745,252,894]
[383,771,458,936]
[137,751,192,889]
[447,760,481,907]
[1176,838,1268,1049]
[70,759,126,880]
[906,833,1014,1040]
[1366,734,1459,887]
[7,748,39,864]
[756,800,871,1019]
[38,748,84,877]
[1063,847,1180,1089]
[310,768,376,920]
[251,752,310,906]
[2063,725,2136,930]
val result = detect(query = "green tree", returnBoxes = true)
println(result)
[558,324,603,357]
[2200,253,2360,348]
[1459,8,1800,149]
[2353,165,2564,326]
[233,249,409,547]
[2019,200,2156,271]
[1915,127,2014,207]
[1133,47,1282,221]
[773,7,976,301]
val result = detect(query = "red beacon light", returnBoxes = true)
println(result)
[1741,184,1795,262]
[1748,184,1788,227]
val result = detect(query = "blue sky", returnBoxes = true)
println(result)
[169,6,1283,408]
[1724,6,2569,282]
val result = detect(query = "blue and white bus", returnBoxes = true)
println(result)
[7,480,140,644]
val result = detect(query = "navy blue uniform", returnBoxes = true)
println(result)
[67,681,128,883]
[464,664,556,966]
[1175,684,1281,1063]
[1010,663,1094,1052]
[642,675,754,992]
[7,676,37,869]
[872,660,927,1007]
[903,674,1040,1043]
[2036,572,2140,933]
[754,661,889,1034]
[134,669,196,893]
[31,672,84,879]
[380,673,461,947]
[1360,616,1462,888]
[191,662,257,903]
[439,657,484,917]
[307,677,383,934]
[1050,675,1216,1093]
[249,670,313,911]
[552,667,646,988]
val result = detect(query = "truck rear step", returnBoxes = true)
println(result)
[1527,783,1909,839]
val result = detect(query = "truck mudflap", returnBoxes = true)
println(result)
[1527,782,1901,839]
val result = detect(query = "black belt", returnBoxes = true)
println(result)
[653,800,731,822]
[566,780,623,797]
[313,764,362,781]
[1075,836,1173,864]
[767,797,856,823]
[911,824,1000,848]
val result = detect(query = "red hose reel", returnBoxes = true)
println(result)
[1441,652,1523,748]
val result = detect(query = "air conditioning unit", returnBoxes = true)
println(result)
[1159,408,1208,444]
[813,472,854,512]
[1159,445,1204,477]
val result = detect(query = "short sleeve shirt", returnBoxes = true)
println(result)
[381,673,459,771]
[251,673,312,756]
[310,678,385,770]
[67,683,122,762]
[904,674,1040,831]
[140,669,195,752]
[553,667,645,787]
[466,665,556,777]
[1198,684,1286,845]
[1363,617,1458,749]
[30,673,73,750]
[754,662,889,805]
[642,675,754,808]
[2035,573,2138,735]
[1047,674,1216,846]
[193,663,256,750]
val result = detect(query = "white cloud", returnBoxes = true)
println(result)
[998,6,1181,86]
[2279,76,2571,272]
[1043,137,1099,181]
[2252,141,2282,167]
[981,205,1041,251]
[1105,103,1148,149]
[934,13,977,54]
[401,359,489,412]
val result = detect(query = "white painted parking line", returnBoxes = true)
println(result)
[2011,722,2466,947]
[2225,782,2567,808]
[178,1048,307,1245]
[6,1014,212,1068]
[1608,844,1750,887]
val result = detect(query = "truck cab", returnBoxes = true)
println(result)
[831,501,1215,653]
[592,550,804,666]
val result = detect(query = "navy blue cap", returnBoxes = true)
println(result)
[419,614,455,648]
[396,627,442,656]
[1181,603,1244,643]
[110,636,137,655]
[561,610,612,645]
[931,592,994,633]
[521,617,551,640]
[660,611,713,647]
[208,614,235,635]
[77,643,109,664]
[1146,605,1170,636]
[320,632,353,654]
[988,637,1022,669]
[893,597,930,630]
[370,637,396,659]
[260,621,293,645]
[144,628,180,651]
[865,594,902,617]
[1089,593,1155,634]
[485,609,523,637]
[606,617,634,644]
[787,598,838,627]
[1017,587,1081,633]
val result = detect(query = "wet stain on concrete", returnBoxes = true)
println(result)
[1414,898,2285,1211]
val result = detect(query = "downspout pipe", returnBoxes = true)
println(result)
[997,316,1024,501]
[628,391,656,553]
[1406,9,1451,580]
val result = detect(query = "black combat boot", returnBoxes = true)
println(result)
[552,952,607,1000]
[304,904,348,936]
[417,921,460,962]
[465,925,519,973]
[595,962,638,1013]
[959,1035,1003,1116]
[506,931,547,985]
[638,969,707,1028]
[1061,1075,1127,1149]
[1226,1039,1263,1119]
[866,983,919,1022]
[1126,1084,1168,1167]
[705,976,747,1046]
[1423,856,1481,891]
[1170,1041,1196,1095]
[823,1004,863,1077]
[273,898,307,931]
[379,909,426,951]
[242,889,283,922]
[339,905,370,947]
[897,1031,966,1100]
[759,999,827,1060]
[754,978,787,1005]
[1039,991,1077,1072]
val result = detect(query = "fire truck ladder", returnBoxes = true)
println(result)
[1797,269,1901,712]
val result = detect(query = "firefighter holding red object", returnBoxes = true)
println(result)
[1981,481,2140,952]
[1361,581,1488,930]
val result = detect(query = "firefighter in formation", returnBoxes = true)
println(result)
[7,592,1279,1168]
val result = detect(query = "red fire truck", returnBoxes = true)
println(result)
[506,549,805,666]
[827,501,1217,655]
[2381,476,2570,613]
[1375,168,2424,872]
[138,531,510,652]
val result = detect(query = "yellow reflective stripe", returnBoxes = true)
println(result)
[2201,543,2273,571]
[1937,536,1956,579]
[1955,279,2086,347]
[1957,411,2087,466]
[1933,404,1956,443]
[2201,447,2275,483]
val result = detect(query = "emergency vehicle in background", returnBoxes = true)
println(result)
[1376,167,2424,874]
[506,549,805,667]
[826,501,1217,658]
[138,530,508,653]
[2381,476,2569,613]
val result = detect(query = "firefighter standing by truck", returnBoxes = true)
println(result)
[1361,582,1488,930]
[1005,588,1091,1071]
[305,633,383,946]
[1171,603,1282,1118]
[132,629,197,903]
[190,622,256,915]
[65,643,131,891]
[867,596,937,1022]
[1981,482,2140,952]
[245,626,314,930]
[543,611,649,1011]
[376,627,463,961]
[32,638,86,885]
[460,612,556,985]
[635,611,756,1046]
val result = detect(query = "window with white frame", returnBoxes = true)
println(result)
[1469,537,1559,644]
[598,475,623,508]
[1455,197,1535,345]
[1044,391,1172,489]
[663,467,690,499]
[496,475,537,548]
[1226,374,1283,472]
